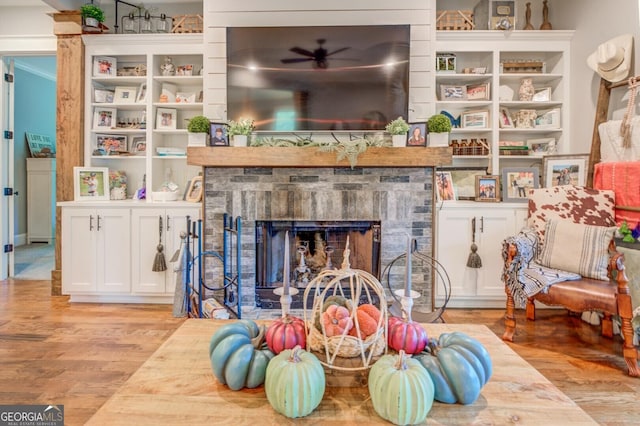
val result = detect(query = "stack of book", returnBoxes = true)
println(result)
[499,140,529,156]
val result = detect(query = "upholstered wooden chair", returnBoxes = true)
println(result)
[501,185,639,377]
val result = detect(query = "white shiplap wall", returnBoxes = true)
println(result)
[202,0,435,123]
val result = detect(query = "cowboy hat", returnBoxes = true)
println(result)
[587,34,634,83]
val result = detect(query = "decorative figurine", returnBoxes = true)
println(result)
[518,77,535,101]
[160,56,176,76]
[523,2,534,30]
[540,0,552,30]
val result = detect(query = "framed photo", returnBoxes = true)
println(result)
[532,87,552,102]
[440,84,467,101]
[502,167,539,203]
[130,136,146,155]
[490,0,516,30]
[475,175,500,202]
[176,92,196,103]
[436,53,456,73]
[182,179,192,200]
[461,110,489,129]
[96,134,127,154]
[499,108,514,128]
[185,175,203,202]
[93,56,117,77]
[435,171,456,202]
[542,154,589,188]
[407,122,427,146]
[94,88,114,103]
[527,137,556,156]
[176,64,194,76]
[114,86,137,104]
[74,166,109,201]
[438,166,487,201]
[136,82,147,103]
[93,107,117,130]
[156,108,177,130]
[466,83,490,101]
[534,108,561,129]
[210,122,229,146]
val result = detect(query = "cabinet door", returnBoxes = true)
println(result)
[164,207,200,293]
[96,208,131,293]
[62,208,97,294]
[475,210,517,297]
[131,208,168,293]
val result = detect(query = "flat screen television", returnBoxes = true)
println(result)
[226,25,410,132]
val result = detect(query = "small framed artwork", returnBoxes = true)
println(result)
[475,175,500,202]
[461,110,489,129]
[136,83,147,103]
[499,108,514,128]
[185,175,203,202]
[130,136,147,155]
[176,92,196,103]
[542,154,589,188]
[435,170,456,202]
[114,86,137,104]
[466,83,490,101]
[74,166,109,201]
[532,87,552,102]
[440,84,468,101]
[96,134,127,154]
[527,137,556,156]
[490,0,516,30]
[534,108,561,129]
[156,108,177,130]
[176,64,194,76]
[407,122,427,146]
[94,88,114,103]
[182,179,192,200]
[438,166,487,201]
[93,56,117,77]
[209,122,229,146]
[436,53,456,73]
[501,167,539,203]
[93,107,117,130]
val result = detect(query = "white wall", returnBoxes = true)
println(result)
[0,6,56,36]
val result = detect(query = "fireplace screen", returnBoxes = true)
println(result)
[255,220,381,290]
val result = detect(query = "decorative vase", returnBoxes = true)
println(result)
[188,132,208,147]
[84,17,99,28]
[429,132,449,147]
[233,135,248,147]
[392,134,406,147]
[518,78,535,101]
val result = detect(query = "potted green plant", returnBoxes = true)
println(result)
[427,114,452,147]
[225,118,255,147]
[385,117,411,147]
[80,3,105,30]
[187,115,210,147]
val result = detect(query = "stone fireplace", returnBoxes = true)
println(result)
[197,147,448,315]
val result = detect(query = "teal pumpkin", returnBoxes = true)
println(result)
[368,350,435,425]
[415,331,492,405]
[208,319,274,391]
[265,345,325,418]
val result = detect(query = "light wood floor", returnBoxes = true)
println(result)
[1,279,639,425]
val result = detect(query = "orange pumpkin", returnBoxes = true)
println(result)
[349,304,381,338]
[321,304,353,337]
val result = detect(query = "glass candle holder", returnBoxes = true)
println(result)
[156,14,170,33]
[122,12,137,33]
[140,11,153,33]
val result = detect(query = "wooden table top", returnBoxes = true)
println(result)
[87,319,596,425]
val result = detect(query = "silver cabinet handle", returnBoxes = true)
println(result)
[97,215,102,231]
[480,216,484,233]
[89,215,94,231]
[166,215,171,231]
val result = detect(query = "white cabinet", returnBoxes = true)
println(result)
[436,202,527,308]
[61,206,131,295]
[26,158,56,244]
[131,206,200,294]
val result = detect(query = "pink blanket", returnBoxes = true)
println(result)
[593,162,640,228]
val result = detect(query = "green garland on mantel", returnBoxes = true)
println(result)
[251,133,389,168]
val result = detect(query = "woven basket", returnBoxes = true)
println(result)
[303,262,388,371]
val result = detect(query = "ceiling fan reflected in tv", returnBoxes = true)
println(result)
[280,38,352,69]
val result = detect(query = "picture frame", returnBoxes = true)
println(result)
[534,108,561,129]
[185,175,203,202]
[436,53,456,73]
[176,64,194,76]
[499,108,514,128]
[93,107,117,130]
[130,136,146,155]
[96,134,127,154]
[114,86,137,104]
[94,88,114,103]
[156,108,177,130]
[532,87,552,102]
[526,137,556,156]
[461,110,489,129]
[475,175,500,202]
[93,56,117,77]
[490,0,516,30]
[182,179,192,200]
[74,166,109,201]
[209,122,229,146]
[438,166,488,201]
[136,82,147,103]
[466,83,490,101]
[440,84,468,101]
[176,92,196,103]
[407,122,427,147]
[542,154,589,188]
[501,167,539,203]
[435,171,456,202]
